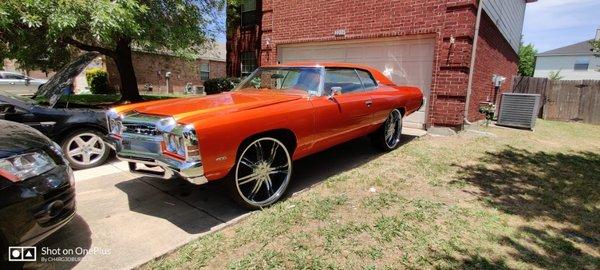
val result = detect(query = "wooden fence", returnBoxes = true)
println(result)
[510,76,600,125]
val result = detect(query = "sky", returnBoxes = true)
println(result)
[522,0,600,53]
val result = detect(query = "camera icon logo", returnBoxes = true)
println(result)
[8,246,36,262]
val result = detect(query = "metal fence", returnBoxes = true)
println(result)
[510,76,600,125]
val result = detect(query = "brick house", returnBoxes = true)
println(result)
[227,0,535,130]
[106,43,226,94]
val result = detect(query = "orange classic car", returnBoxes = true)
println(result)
[106,63,423,208]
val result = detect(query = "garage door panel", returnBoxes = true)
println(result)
[279,38,434,128]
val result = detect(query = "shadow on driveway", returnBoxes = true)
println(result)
[23,215,92,270]
[116,135,417,234]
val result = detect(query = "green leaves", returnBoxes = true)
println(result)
[518,43,537,77]
[0,0,225,68]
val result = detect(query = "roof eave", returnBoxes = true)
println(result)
[536,53,594,57]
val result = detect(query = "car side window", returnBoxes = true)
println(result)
[356,69,377,90]
[324,68,364,94]
[3,73,25,80]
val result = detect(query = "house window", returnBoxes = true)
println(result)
[200,62,210,81]
[240,52,257,77]
[574,59,589,71]
[241,0,257,27]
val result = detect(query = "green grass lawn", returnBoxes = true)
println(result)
[144,120,600,270]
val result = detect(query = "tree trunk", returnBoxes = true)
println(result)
[112,39,142,102]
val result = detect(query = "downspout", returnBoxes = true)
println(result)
[464,0,485,125]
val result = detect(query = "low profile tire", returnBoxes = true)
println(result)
[62,129,110,170]
[372,109,403,151]
[226,137,293,209]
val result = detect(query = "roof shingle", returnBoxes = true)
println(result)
[537,39,594,56]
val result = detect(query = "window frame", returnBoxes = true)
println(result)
[240,0,257,28]
[355,69,378,91]
[200,62,210,81]
[573,58,590,71]
[323,67,366,95]
[240,51,258,77]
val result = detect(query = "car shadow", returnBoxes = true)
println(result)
[115,135,417,234]
[21,215,92,270]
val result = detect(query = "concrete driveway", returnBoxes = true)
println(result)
[26,129,425,270]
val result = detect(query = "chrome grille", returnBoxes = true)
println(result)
[123,123,159,136]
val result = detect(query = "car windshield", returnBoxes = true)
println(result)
[234,67,322,95]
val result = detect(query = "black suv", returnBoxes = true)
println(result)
[0,120,76,263]
[0,53,110,169]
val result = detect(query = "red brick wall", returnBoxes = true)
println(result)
[106,52,226,94]
[227,0,262,77]
[227,0,520,128]
[468,12,518,121]
[260,0,478,127]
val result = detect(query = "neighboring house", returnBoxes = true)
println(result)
[227,0,536,130]
[534,28,600,80]
[106,43,227,94]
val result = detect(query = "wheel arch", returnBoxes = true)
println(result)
[397,107,406,117]
[56,123,107,144]
[236,128,298,160]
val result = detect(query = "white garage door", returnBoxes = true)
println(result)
[278,37,435,129]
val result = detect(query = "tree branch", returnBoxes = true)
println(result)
[61,37,115,57]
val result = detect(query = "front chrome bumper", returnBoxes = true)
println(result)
[105,135,208,185]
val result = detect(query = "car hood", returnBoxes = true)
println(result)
[0,120,54,158]
[127,90,306,123]
[35,52,100,107]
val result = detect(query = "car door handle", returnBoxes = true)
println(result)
[365,100,373,107]
[9,82,15,85]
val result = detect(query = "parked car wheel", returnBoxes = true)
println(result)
[372,109,403,151]
[62,129,109,169]
[227,137,293,209]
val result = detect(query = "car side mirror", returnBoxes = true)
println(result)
[328,87,342,100]
[24,77,31,85]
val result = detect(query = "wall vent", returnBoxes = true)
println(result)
[497,93,540,130]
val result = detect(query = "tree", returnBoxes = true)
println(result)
[591,40,600,57]
[591,39,600,71]
[0,0,224,101]
[548,70,564,81]
[518,43,537,77]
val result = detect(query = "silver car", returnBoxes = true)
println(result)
[0,71,48,96]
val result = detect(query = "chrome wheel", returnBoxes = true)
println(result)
[65,132,106,167]
[235,137,292,207]
[384,109,402,149]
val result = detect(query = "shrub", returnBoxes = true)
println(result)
[85,68,113,94]
[204,77,241,95]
